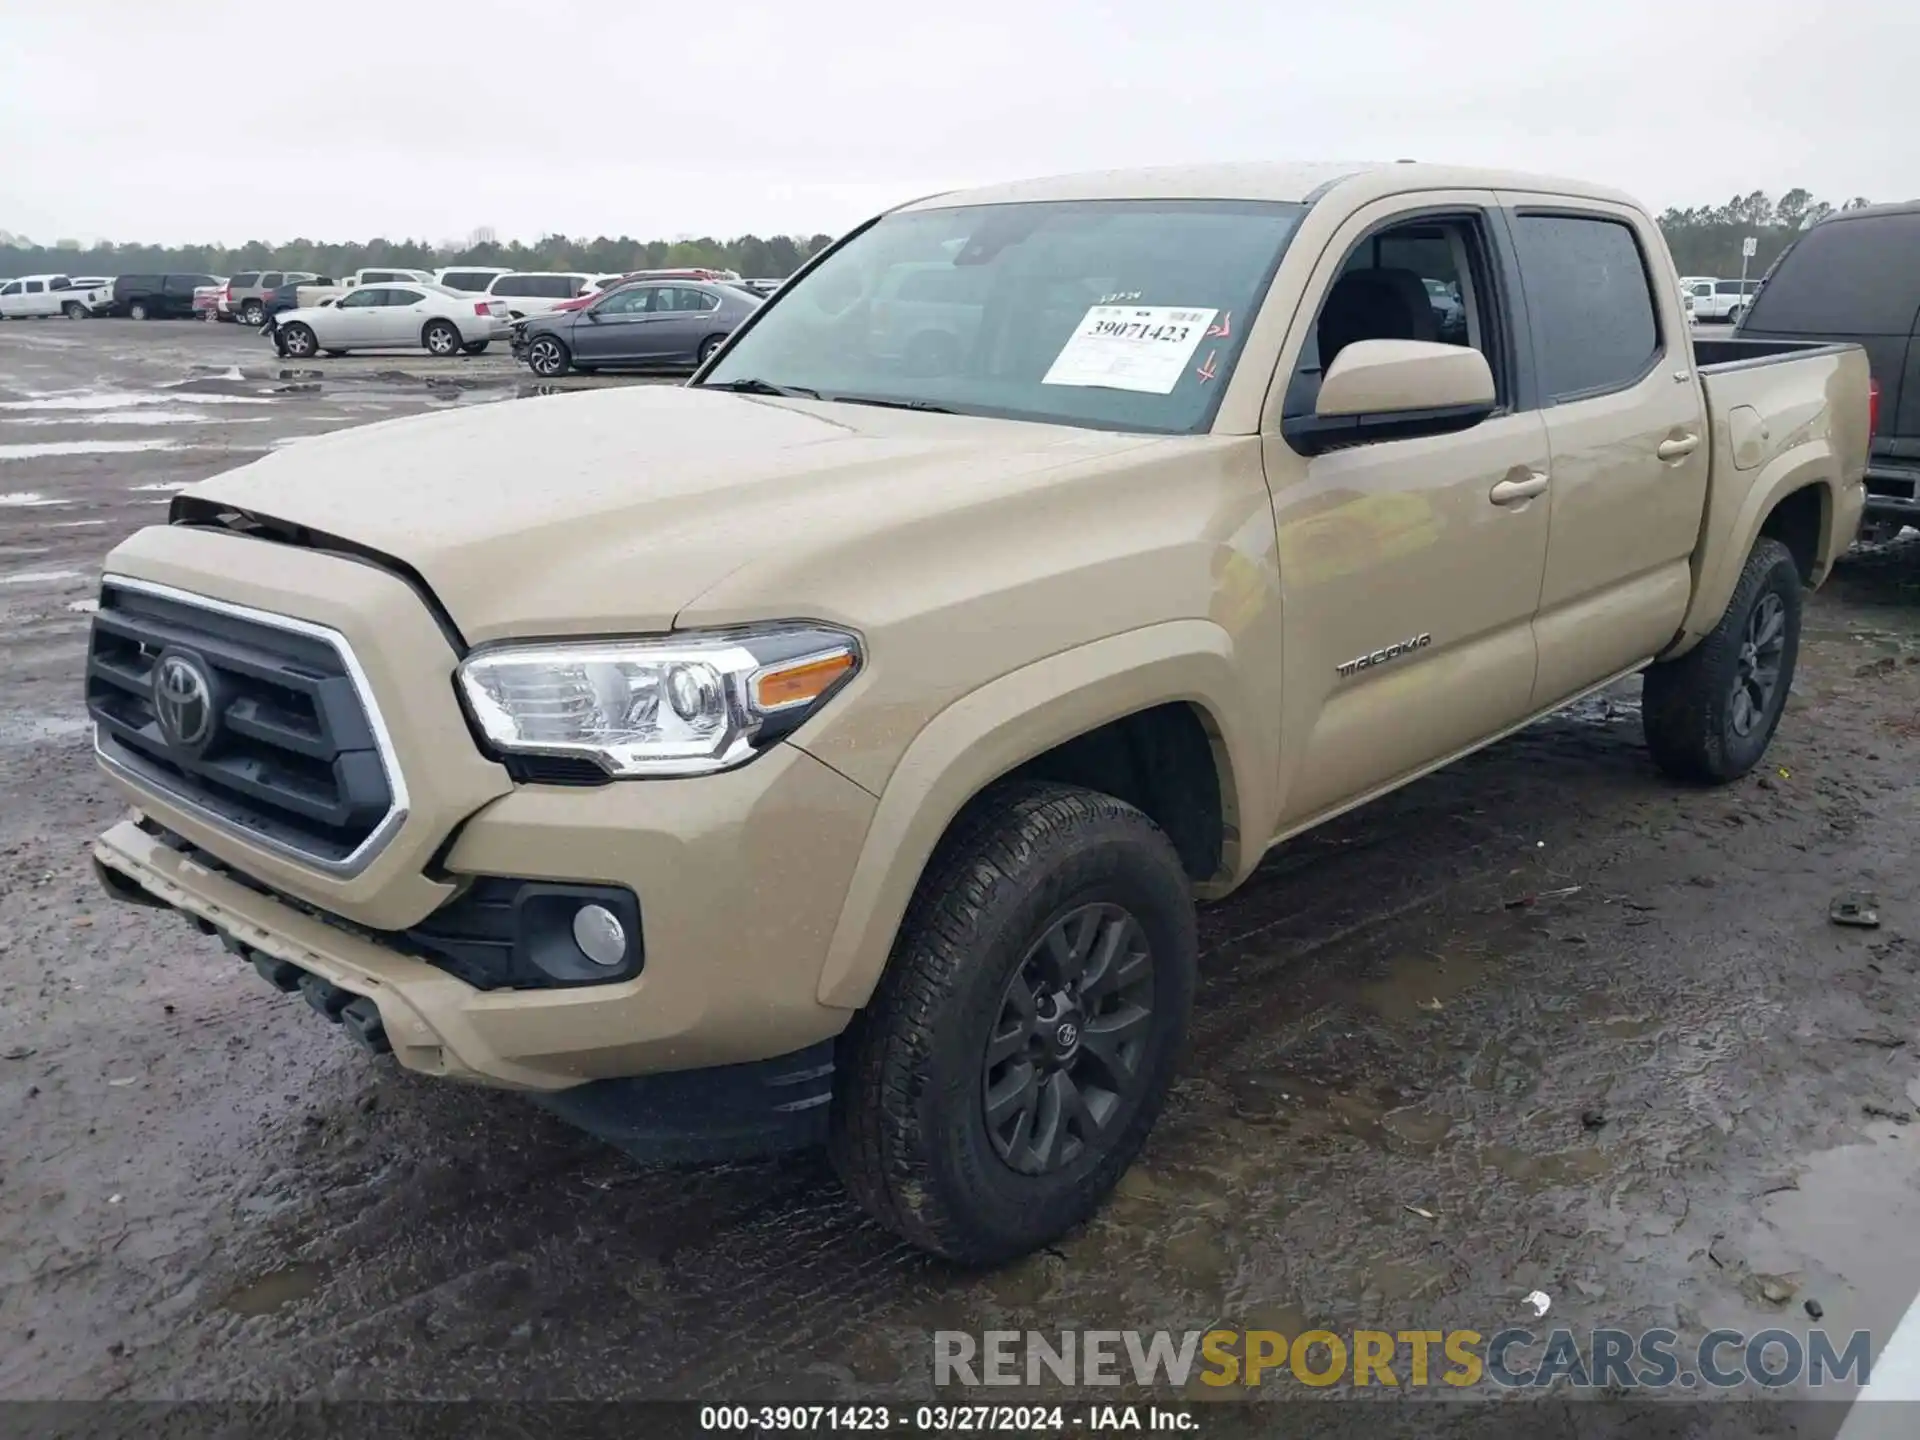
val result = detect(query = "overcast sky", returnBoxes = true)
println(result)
[2,0,1912,247]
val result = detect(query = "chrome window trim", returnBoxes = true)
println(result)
[92,573,411,879]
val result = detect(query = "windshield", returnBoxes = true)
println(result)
[700,198,1307,434]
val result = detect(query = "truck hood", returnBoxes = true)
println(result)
[183,385,1168,643]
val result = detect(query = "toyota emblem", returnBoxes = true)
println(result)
[153,653,214,748]
[1054,1021,1080,1050]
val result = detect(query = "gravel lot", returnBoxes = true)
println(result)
[2,317,1917,1423]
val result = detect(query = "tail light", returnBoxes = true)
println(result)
[1868,377,1880,437]
[224,284,234,300]
[475,302,492,316]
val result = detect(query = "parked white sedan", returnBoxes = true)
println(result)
[268,282,510,359]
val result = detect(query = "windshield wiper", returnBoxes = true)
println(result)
[827,394,955,414]
[704,377,821,399]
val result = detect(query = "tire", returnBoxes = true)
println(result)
[241,301,265,327]
[1728,305,1744,326]
[698,334,725,366]
[461,339,489,355]
[422,320,462,357]
[279,322,318,359]
[62,302,87,320]
[129,301,150,321]
[1643,536,1802,784]
[830,782,1197,1264]
[525,334,570,378]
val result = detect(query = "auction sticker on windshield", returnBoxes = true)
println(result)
[1043,305,1218,394]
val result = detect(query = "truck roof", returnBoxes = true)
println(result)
[901,161,1642,212]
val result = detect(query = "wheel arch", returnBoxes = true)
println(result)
[1668,449,1841,660]
[812,620,1270,1010]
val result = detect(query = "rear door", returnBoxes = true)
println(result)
[373,286,428,345]
[21,279,52,317]
[650,285,722,363]
[1498,197,1708,706]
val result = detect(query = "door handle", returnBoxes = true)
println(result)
[1489,472,1549,505]
[1657,433,1700,460]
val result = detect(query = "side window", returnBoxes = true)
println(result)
[385,288,424,307]
[1715,280,1742,295]
[1285,212,1506,419]
[0,283,18,296]
[1692,283,1713,299]
[25,281,44,294]
[261,272,283,289]
[1511,214,1660,401]
[599,287,649,314]
[340,288,384,309]
[493,277,528,297]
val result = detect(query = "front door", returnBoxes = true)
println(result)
[1498,197,1709,705]
[571,284,653,363]
[1262,194,1553,831]
[327,287,387,344]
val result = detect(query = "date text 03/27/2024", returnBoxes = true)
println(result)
[699,1405,1193,1432]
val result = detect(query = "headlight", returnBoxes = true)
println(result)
[456,625,860,778]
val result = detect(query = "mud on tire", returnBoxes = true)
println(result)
[830,782,1196,1265]
[1642,536,1803,784]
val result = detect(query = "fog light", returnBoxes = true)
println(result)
[572,904,627,967]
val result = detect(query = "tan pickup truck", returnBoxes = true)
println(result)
[86,162,1871,1264]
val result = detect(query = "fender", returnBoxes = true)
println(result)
[810,619,1273,1010]
[1666,442,1837,660]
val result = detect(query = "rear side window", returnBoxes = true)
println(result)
[1741,213,1920,335]
[1512,214,1660,400]
[492,276,537,297]
[440,271,493,292]
[230,272,259,288]
[1714,280,1743,295]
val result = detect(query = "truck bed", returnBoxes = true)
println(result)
[1691,336,1857,371]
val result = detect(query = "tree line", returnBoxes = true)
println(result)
[0,189,1887,282]
[0,231,838,281]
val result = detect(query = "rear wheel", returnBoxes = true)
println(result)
[1643,536,1802,784]
[241,300,265,326]
[422,320,461,357]
[698,334,726,365]
[279,322,318,359]
[526,335,570,378]
[830,782,1197,1264]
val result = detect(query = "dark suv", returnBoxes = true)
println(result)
[110,274,220,321]
[1737,202,1920,540]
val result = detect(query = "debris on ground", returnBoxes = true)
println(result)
[1404,1204,1437,1220]
[1580,1109,1608,1130]
[1830,893,1882,928]
[1863,1103,1914,1124]
[1524,1290,1552,1318]
[1805,1299,1825,1320]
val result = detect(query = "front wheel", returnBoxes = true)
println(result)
[1642,536,1802,784]
[830,782,1197,1264]
[279,322,318,359]
[422,320,462,357]
[525,335,570,377]
[128,302,150,321]
[63,302,87,320]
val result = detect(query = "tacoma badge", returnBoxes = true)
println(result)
[1336,633,1432,678]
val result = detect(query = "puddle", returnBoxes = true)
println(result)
[129,482,191,492]
[1479,1142,1611,1188]
[0,390,270,411]
[0,439,184,460]
[1359,948,1493,1024]
[0,492,71,508]
[0,569,84,586]
[220,1262,327,1317]
[3,410,269,428]
[46,519,104,528]
[65,599,98,613]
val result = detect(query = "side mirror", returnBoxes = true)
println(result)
[1285,339,1497,455]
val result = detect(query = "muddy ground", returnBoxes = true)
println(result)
[2,318,1917,1424]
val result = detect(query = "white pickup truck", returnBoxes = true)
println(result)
[0,273,114,320]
